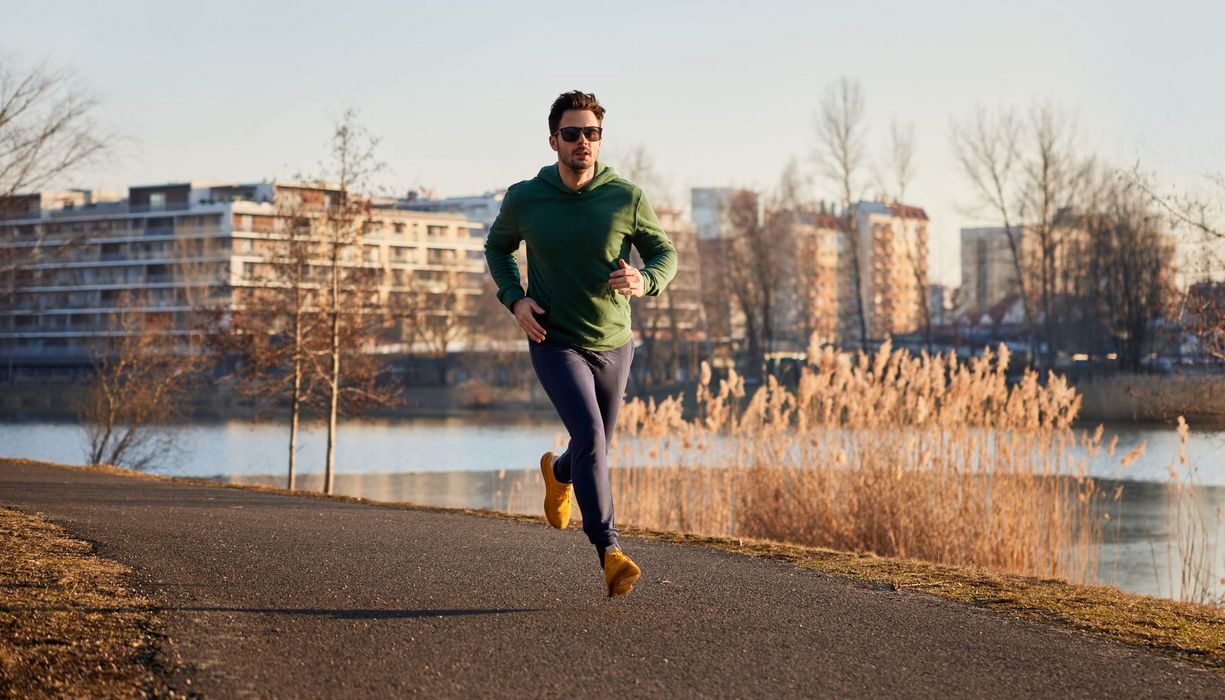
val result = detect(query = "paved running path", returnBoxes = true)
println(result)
[2,460,1221,698]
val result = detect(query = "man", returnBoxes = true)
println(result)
[484,90,678,597]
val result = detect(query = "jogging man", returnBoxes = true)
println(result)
[484,90,678,597]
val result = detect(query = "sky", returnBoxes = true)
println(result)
[4,0,1223,286]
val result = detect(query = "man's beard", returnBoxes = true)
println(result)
[561,151,594,173]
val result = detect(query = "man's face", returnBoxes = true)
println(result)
[549,109,601,174]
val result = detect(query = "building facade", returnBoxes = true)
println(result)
[397,190,505,230]
[630,207,706,383]
[959,226,1024,320]
[0,181,486,380]
[789,210,841,348]
[846,201,930,342]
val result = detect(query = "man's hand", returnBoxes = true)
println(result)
[609,258,645,298]
[512,297,547,343]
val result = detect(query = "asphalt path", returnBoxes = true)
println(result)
[2,460,1222,698]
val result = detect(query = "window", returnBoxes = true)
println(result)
[149,193,166,211]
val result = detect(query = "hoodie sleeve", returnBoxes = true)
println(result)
[631,189,678,297]
[484,188,527,311]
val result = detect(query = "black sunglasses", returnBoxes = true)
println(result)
[554,126,603,142]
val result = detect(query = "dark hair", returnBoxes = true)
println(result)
[548,90,605,134]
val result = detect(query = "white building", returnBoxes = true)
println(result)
[398,190,505,230]
[0,181,486,380]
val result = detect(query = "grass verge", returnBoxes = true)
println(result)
[0,503,168,699]
[4,457,1224,673]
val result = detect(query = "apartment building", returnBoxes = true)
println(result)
[959,226,1023,320]
[787,209,841,348]
[847,201,929,341]
[397,190,505,230]
[0,181,485,380]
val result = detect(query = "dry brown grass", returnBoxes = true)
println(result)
[610,342,1152,586]
[1162,417,1225,605]
[0,506,165,699]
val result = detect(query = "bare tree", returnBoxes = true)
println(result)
[617,145,694,388]
[816,77,870,350]
[615,143,676,209]
[1021,103,1093,368]
[951,105,1037,360]
[1,58,112,313]
[81,294,209,470]
[722,188,778,379]
[1127,167,1225,361]
[313,110,399,495]
[212,194,328,490]
[404,268,476,383]
[1081,171,1177,371]
[880,119,933,351]
[0,58,109,201]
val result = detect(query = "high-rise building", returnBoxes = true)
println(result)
[788,210,841,348]
[847,201,929,341]
[0,181,486,380]
[959,226,1022,319]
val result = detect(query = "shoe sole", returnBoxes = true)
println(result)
[540,452,569,529]
[607,568,641,597]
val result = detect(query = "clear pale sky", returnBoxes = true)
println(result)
[4,0,1223,286]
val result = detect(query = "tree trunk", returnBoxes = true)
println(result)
[288,358,301,491]
[844,207,869,351]
[324,245,341,496]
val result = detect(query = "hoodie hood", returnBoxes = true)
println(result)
[536,162,619,195]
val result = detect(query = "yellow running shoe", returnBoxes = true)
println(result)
[603,546,641,598]
[540,451,572,529]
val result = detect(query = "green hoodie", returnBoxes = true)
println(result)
[484,163,678,351]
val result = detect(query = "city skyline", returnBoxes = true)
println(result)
[4,0,1223,287]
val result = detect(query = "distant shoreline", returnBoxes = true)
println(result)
[4,376,1225,429]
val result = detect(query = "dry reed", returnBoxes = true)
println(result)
[1162,416,1224,604]
[610,341,1132,585]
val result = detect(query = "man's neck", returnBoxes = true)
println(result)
[557,162,596,191]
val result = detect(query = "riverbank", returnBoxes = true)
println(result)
[1076,373,1225,427]
[4,458,1222,676]
[0,382,556,423]
[0,505,167,698]
[8,371,1225,428]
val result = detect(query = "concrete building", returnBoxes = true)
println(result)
[928,283,952,326]
[629,207,707,383]
[847,201,930,341]
[789,210,841,348]
[691,188,754,345]
[691,187,756,241]
[959,226,1023,320]
[397,190,505,230]
[0,181,485,381]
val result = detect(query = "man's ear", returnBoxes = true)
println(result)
[548,135,559,153]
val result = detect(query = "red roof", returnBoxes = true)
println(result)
[887,202,928,220]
